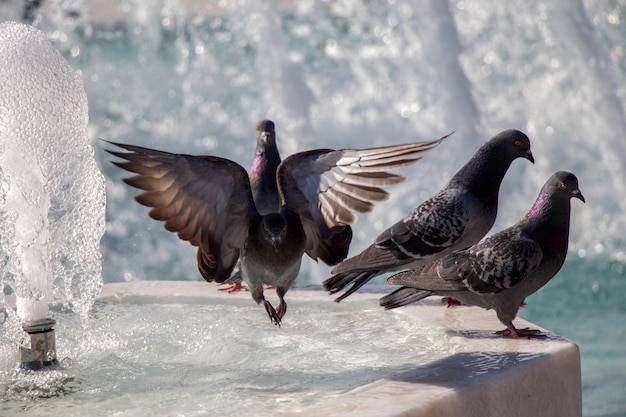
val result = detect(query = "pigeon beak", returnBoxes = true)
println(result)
[271,236,281,250]
[525,150,535,164]
[260,131,271,144]
[573,189,585,203]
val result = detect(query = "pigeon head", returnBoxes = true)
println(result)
[451,129,534,198]
[524,171,585,225]
[488,129,534,164]
[544,171,585,203]
[255,119,276,147]
[261,213,287,251]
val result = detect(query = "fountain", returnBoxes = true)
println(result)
[4,0,626,415]
[0,22,106,371]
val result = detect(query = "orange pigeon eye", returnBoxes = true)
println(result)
[514,139,522,147]
[557,181,565,189]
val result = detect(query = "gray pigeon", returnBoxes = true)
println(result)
[380,171,585,338]
[106,121,446,326]
[219,120,282,292]
[324,129,535,301]
[222,120,355,292]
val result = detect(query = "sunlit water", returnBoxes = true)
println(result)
[0,1,625,416]
[0,21,106,327]
[1,294,461,416]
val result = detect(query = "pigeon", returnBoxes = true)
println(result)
[324,129,535,301]
[221,120,355,292]
[105,121,446,326]
[380,171,585,338]
[218,120,282,292]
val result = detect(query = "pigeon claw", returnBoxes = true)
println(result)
[496,327,547,339]
[263,299,282,327]
[276,302,287,320]
[218,282,248,293]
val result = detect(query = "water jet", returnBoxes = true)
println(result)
[0,21,105,373]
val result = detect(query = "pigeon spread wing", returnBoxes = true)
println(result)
[389,228,544,294]
[106,141,257,283]
[277,137,448,262]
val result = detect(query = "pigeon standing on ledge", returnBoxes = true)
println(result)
[106,120,447,326]
[324,129,535,301]
[381,171,585,338]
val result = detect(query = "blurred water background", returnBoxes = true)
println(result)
[1,1,624,415]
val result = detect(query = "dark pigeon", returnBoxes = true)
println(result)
[381,171,585,338]
[219,120,282,292]
[222,120,354,292]
[105,121,446,326]
[324,129,535,301]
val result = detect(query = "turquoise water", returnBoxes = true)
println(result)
[526,259,626,417]
[1,1,625,416]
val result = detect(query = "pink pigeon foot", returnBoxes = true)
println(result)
[218,282,248,293]
[496,326,546,339]
[442,297,463,307]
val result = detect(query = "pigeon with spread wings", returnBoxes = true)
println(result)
[106,121,447,326]
[221,120,358,291]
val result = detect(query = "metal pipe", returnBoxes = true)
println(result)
[17,318,58,370]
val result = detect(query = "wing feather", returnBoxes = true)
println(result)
[105,140,257,283]
[278,134,449,247]
[388,228,543,295]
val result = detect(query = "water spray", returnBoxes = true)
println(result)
[0,22,106,372]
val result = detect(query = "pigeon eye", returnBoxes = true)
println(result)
[557,181,565,189]
[514,139,522,147]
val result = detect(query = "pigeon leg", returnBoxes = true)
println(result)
[218,282,248,293]
[496,325,546,339]
[250,282,281,326]
[262,298,282,327]
[275,287,288,320]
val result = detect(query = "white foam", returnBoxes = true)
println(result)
[0,22,106,322]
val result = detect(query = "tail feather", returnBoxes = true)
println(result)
[380,287,433,309]
[322,270,379,302]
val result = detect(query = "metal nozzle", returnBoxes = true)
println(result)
[17,318,58,370]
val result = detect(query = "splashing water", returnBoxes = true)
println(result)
[0,22,106,327]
